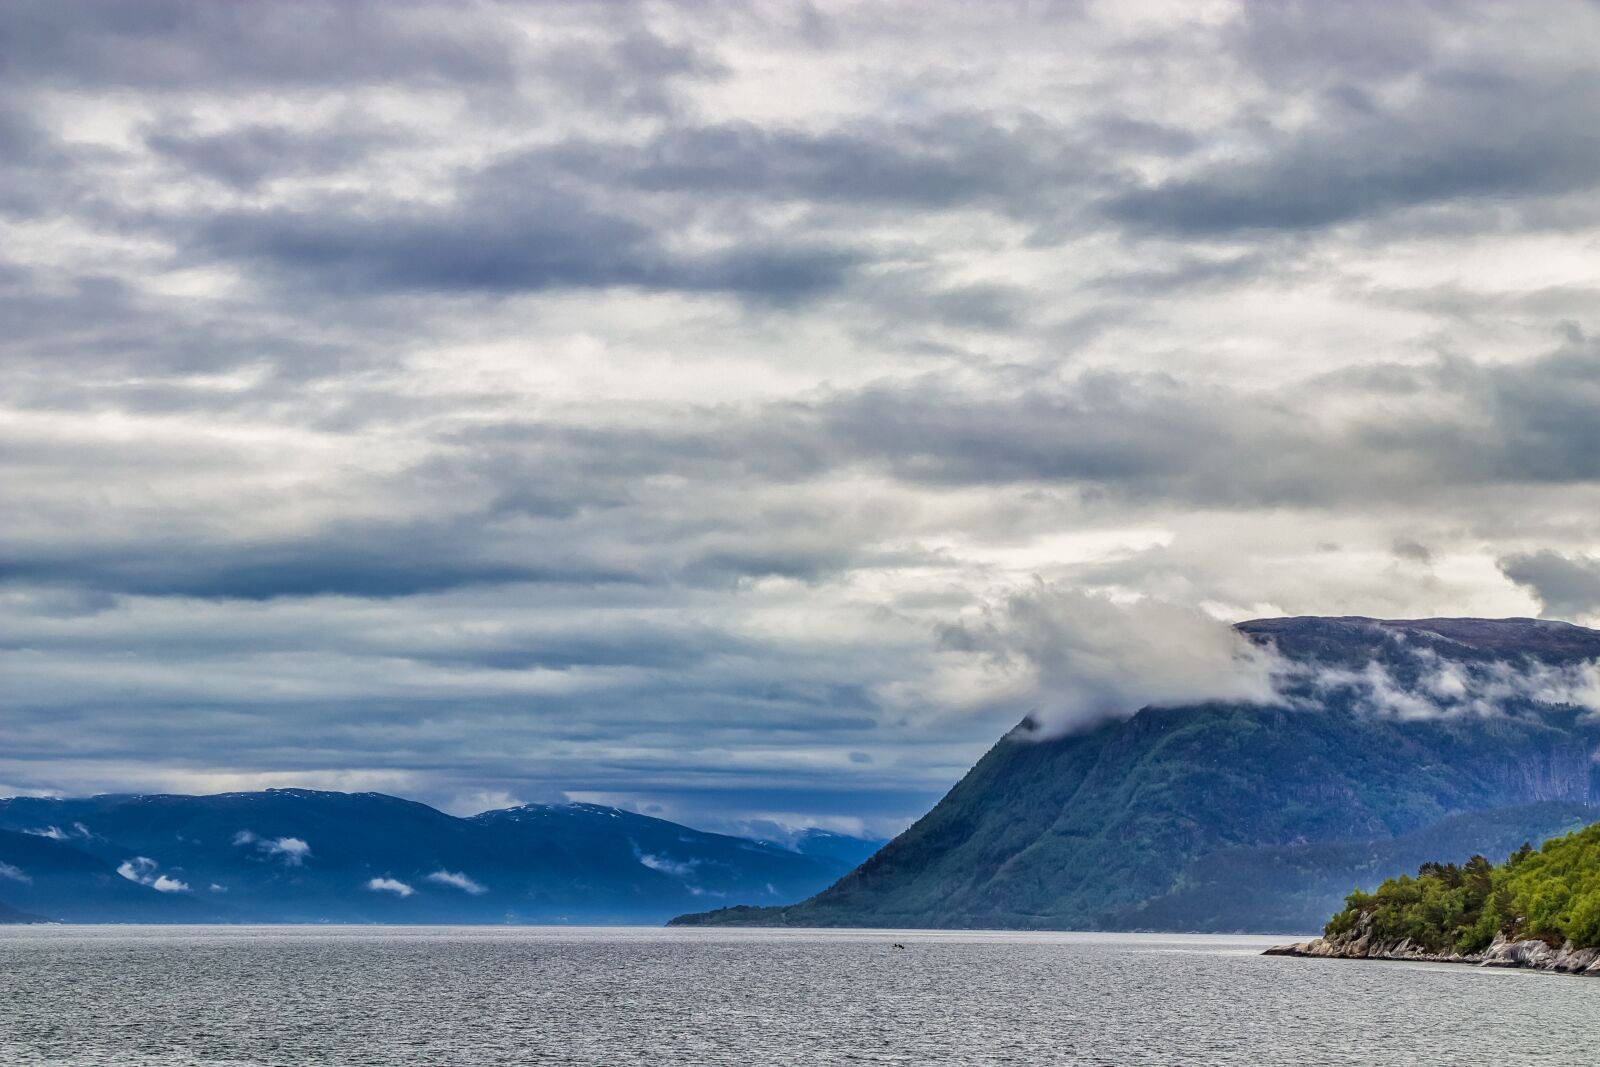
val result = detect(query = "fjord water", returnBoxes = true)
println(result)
[3,927,1594,1066]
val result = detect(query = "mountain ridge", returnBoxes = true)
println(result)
[0,790,881,924]
[673,616,1600,931]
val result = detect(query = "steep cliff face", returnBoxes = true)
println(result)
[674,617,1600,932]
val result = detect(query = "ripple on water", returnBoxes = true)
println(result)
[1,926,1595,1066]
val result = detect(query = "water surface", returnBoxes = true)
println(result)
[2,926,1594,1065]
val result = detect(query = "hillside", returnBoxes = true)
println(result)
[0,898,45,924]
[673,617,1600,931]
[0,790,873,924]
[1265,821,1600,975]
[1321,821,1600,954]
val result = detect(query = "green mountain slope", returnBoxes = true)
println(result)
[673,617,1600,931]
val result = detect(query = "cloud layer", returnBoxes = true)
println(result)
[3,0,1598,833]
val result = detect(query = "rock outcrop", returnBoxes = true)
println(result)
[1265,912,1600,975]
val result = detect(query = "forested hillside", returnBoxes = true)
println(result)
[1325,821,1600,953]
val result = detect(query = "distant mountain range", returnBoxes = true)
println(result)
[674,617,1600,932]
[0,790,883,924]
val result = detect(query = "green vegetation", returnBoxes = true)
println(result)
[1325,821,1600,953]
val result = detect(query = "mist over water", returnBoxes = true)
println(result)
[3,927,1594,1066]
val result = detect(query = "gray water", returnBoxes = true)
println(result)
[2,926,1595,1065]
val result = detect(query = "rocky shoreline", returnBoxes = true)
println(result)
[1264,913,1600,976]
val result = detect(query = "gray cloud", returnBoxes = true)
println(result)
[3,0,1599,833]
[1109,1,1600,235]
[526,114,1077,212]
[1107,69,1600,234]
[0,0,522,91]
[145,121,398,191]
[192,188,860,302]
[1500,551,1600,621]
[0,525,629,601]
[809,341,1600,502]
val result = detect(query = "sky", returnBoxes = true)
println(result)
[4,0,1600,837]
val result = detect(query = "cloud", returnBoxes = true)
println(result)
[1110,4,1600,234]
[23,822,93,842]
[365,876,413,897]
[116,856,190,892]
[1288,646,1600,721]
[233,831,312,865]
[0,861,31,883]
[145,120,396,191]
[1,519,617,601]
[934,585,1285,735]
[810,342,1600,503]
[424,869,486,894]
[521,115,1069,213]
[3,0,1600,835]
[191,191,860,303]
[0,0,523,92]
[634,848,696,879]
[1500,551,1600,622]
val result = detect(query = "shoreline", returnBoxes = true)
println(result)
[1265,922,1600,976]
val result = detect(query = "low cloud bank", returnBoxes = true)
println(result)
[939,585,1285,736]
[942,587,1600,735]
[1289,647,1600,722]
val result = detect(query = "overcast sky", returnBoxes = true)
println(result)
[4,0,1599,836]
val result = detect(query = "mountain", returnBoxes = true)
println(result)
[672,616,1600,932]
[0,896,46,924]
[0,790,872,924]
[0,825,214,922]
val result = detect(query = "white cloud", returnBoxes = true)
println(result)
[1290,646,1600,721]
[116,856,190,892]
[233,830,311,865]
[365,876,413,897]
[934,585,1286,735]
[263,836,311,864]
[635,851,697,879]
[25,822,92,842]
[0,861,31,883]
[424,869,487,894]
